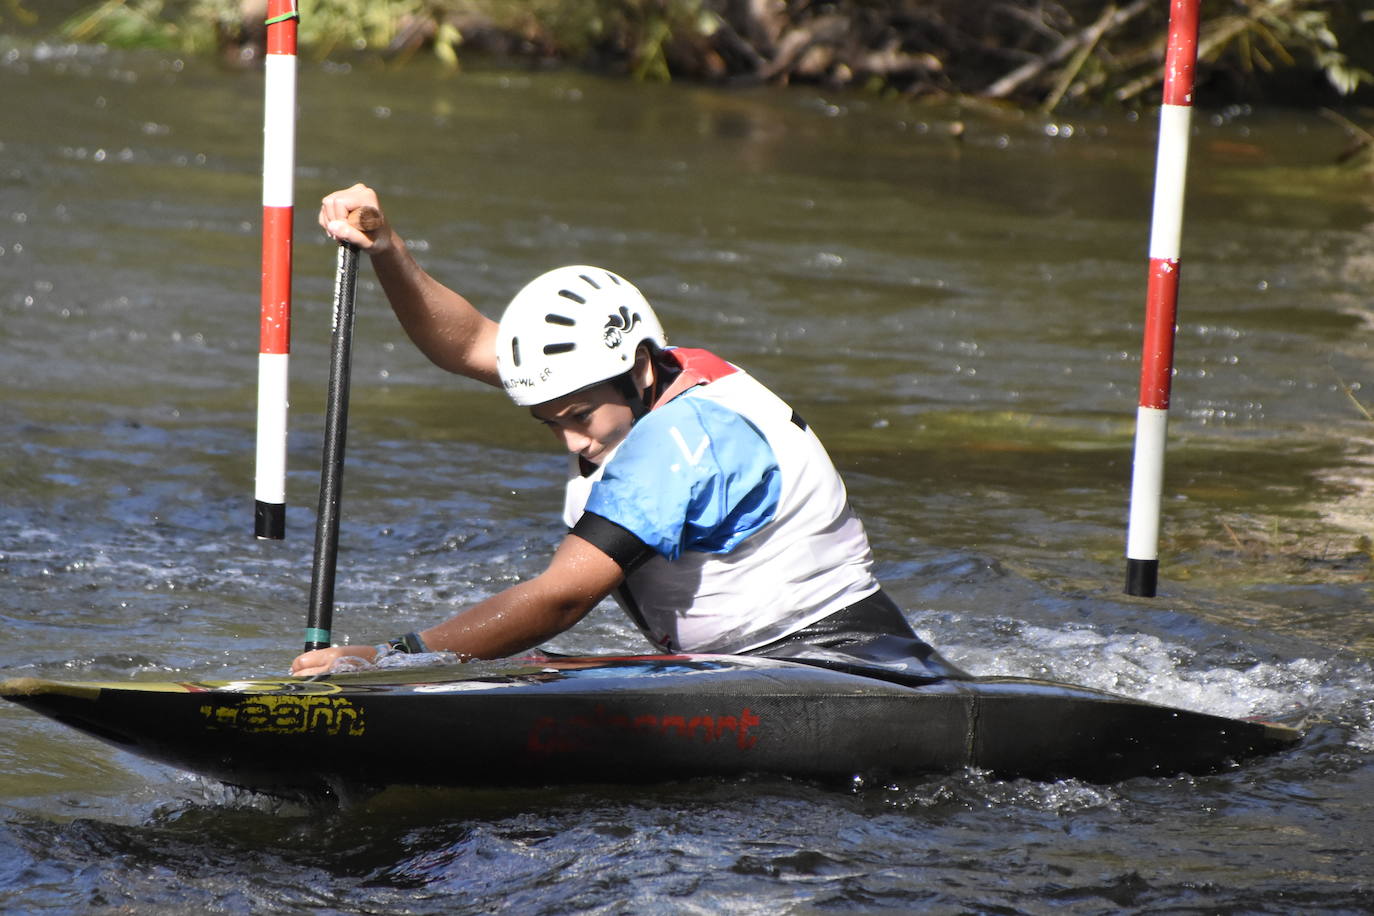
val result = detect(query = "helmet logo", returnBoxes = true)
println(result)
[603,307,641,349]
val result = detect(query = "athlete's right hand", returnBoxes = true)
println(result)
[291,644,379,677]
[319,183,390,253]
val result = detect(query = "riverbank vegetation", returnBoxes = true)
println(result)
[44,1,1374,111]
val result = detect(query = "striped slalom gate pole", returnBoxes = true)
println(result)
[1125,0,1200,597]
[254,0,299,540]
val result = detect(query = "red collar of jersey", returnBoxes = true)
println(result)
[650,347,738,410]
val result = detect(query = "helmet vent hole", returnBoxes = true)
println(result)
[558,290,586,304]
[545,313,576,326]
[544,343,576,356]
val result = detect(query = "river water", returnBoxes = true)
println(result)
[2,32,1372,915]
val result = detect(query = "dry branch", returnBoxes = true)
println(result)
[982,0,1153,100]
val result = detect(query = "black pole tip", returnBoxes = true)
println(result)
[255,500,286,540]
[1125,558,1159,597]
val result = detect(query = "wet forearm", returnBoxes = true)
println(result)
[418,577,598,661]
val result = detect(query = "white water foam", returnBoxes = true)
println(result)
[324,650,465,675]
[941,620,1346,721]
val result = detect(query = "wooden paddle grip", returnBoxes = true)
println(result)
[347,206,383,233]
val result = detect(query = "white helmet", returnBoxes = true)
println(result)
[495,266,667,407]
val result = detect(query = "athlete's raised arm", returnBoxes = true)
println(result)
[319,182,500,386]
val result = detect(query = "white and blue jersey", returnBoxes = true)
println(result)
[564,348,879,654]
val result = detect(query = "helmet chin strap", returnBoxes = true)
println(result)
[614,372,652,421]
[617,345,658,422]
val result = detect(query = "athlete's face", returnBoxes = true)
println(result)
[530,383,635,466]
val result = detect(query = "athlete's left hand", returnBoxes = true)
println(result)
[291,644,378,677]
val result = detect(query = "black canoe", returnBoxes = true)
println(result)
[1,654,1301,794]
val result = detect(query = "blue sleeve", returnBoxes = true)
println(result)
[583,397,780,561]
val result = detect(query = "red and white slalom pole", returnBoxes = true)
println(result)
[1125,0,1199,597]
[254,0,298,540]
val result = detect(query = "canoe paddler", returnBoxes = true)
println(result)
[292,184,965,680]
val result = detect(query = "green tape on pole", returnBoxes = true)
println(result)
[265,11,300,26]
[303,627,331,645]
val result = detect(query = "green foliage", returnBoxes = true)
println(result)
[60,0,461,63]
[1,0,38,28]
[464,0,722,80]
[51,0,1374,104]
[61,0,231,52]
[296,0,451,60]
[1199,0,1373,97]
